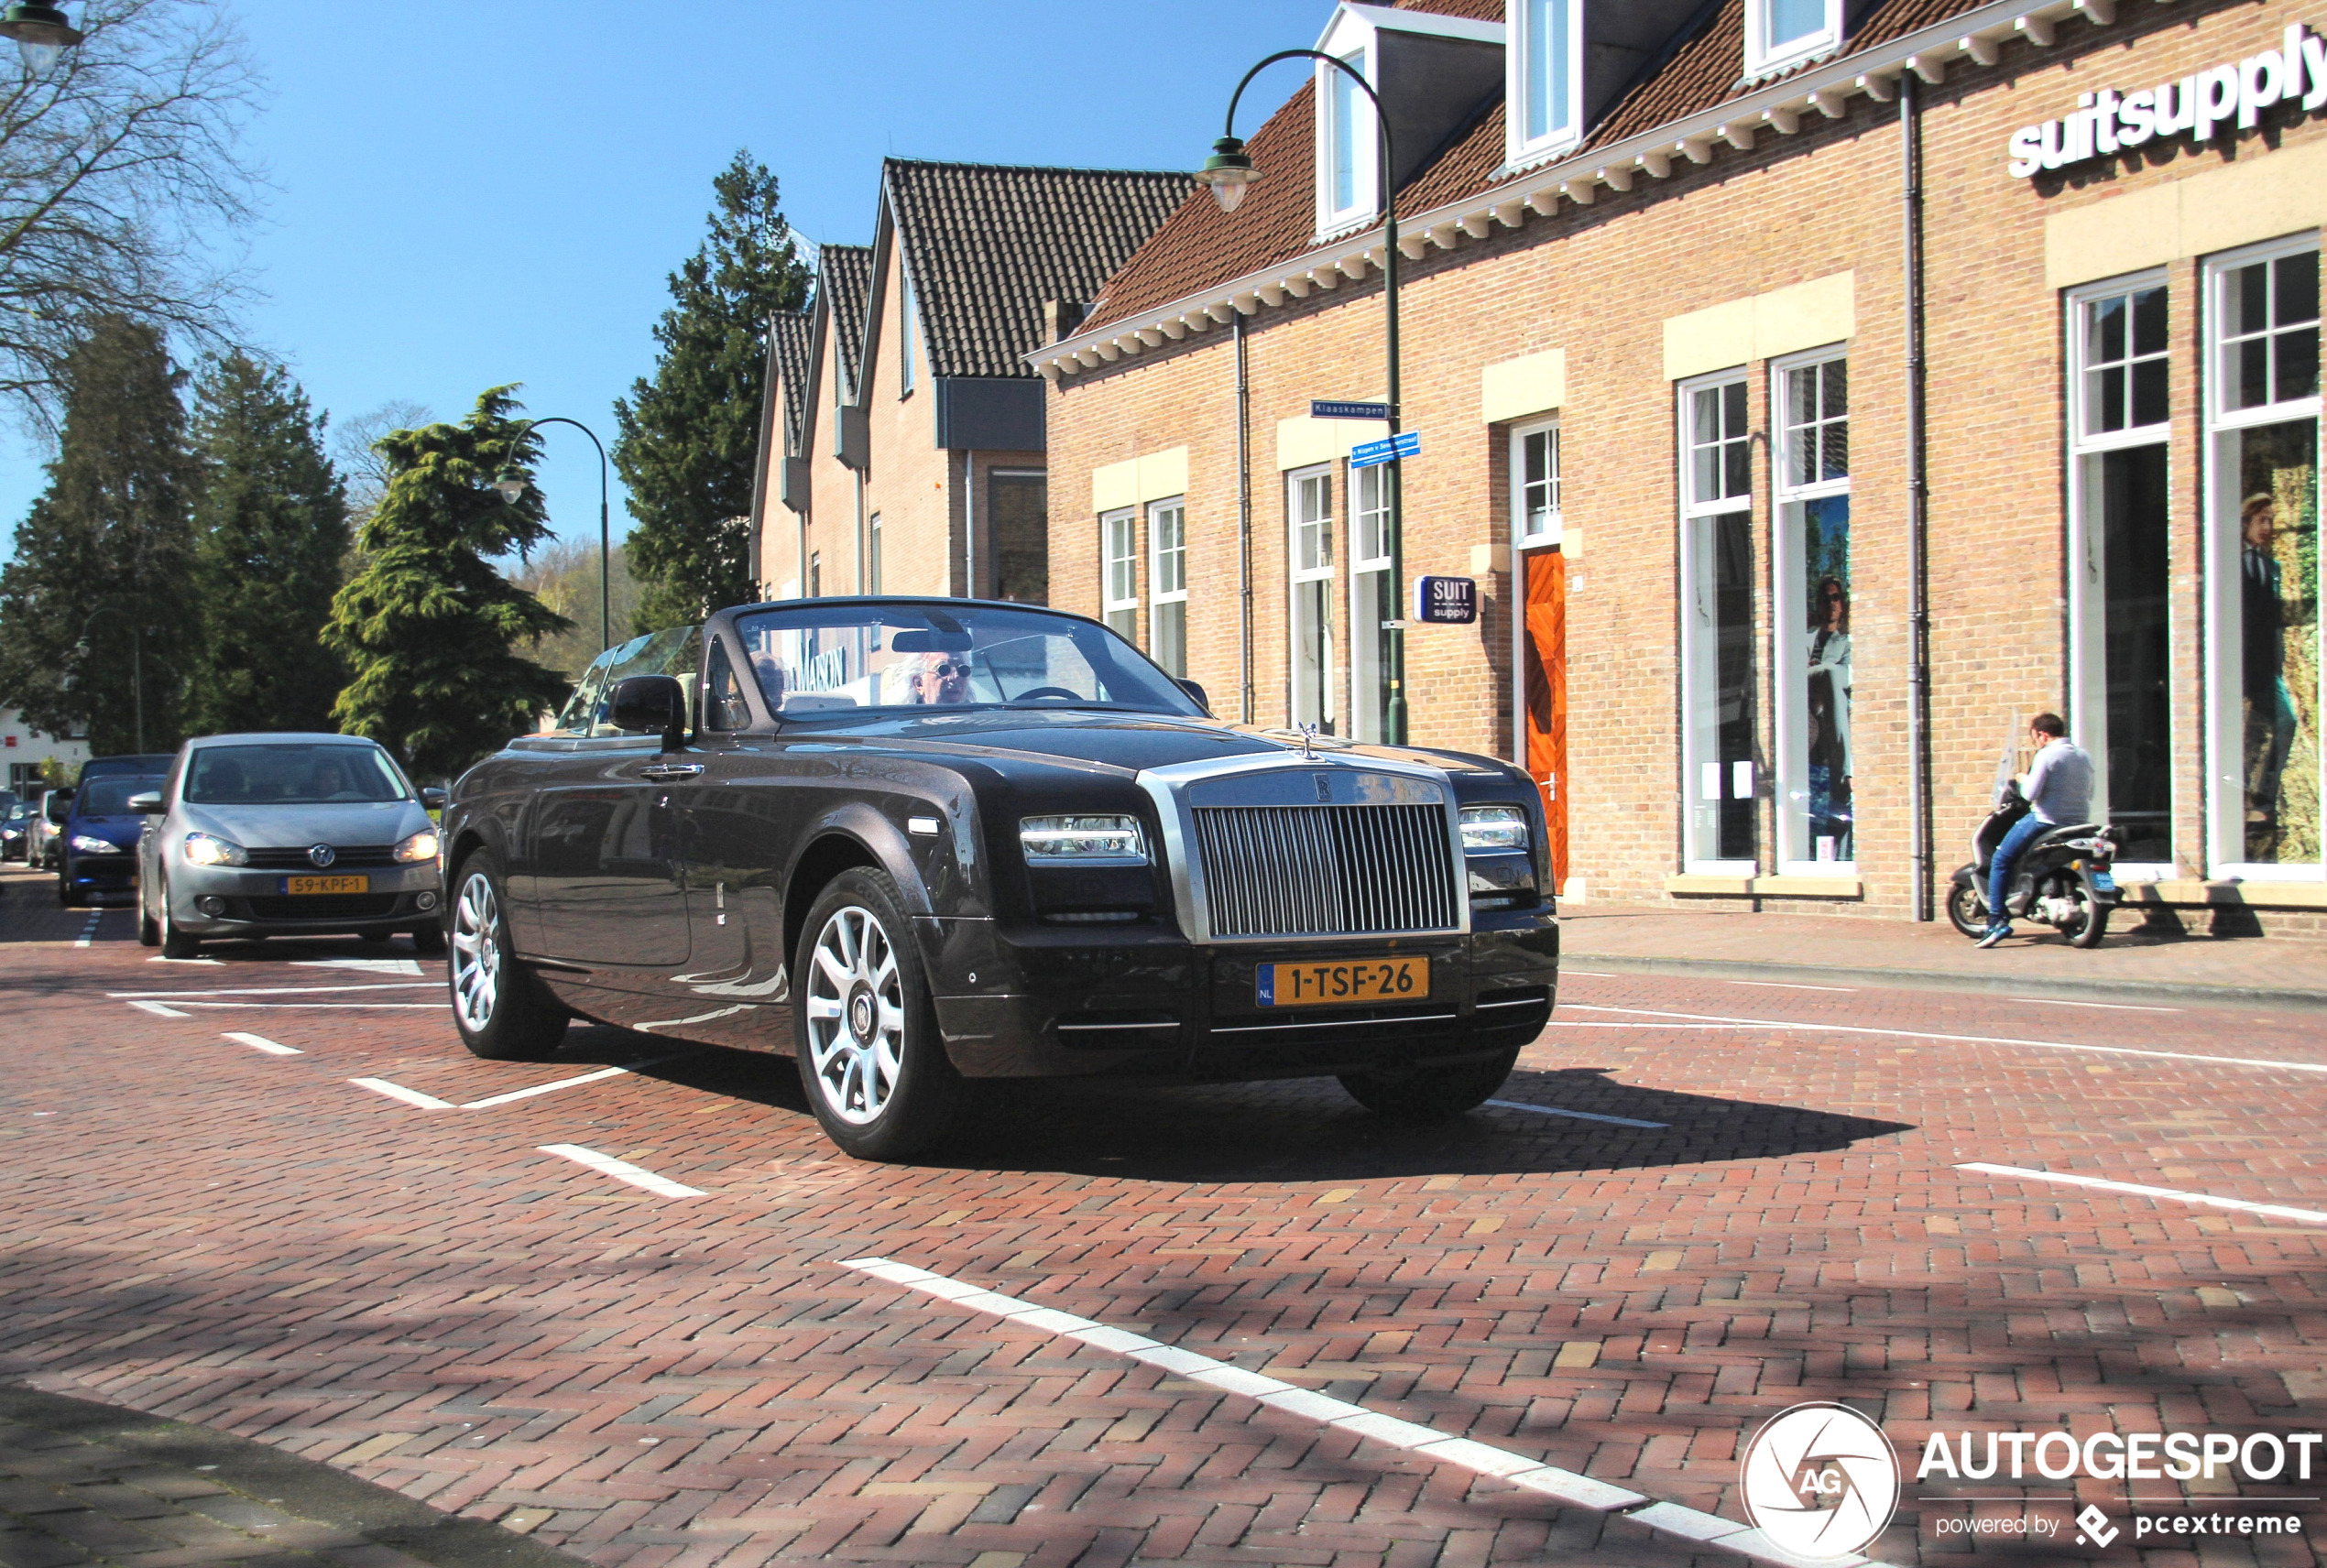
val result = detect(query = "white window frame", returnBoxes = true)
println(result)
[1678,368,1758,876]
[1744,0,1843,79]
[1509,416,1563,782]
[868,511,883,595]
[1506,0,1584,167]
[1316,43,1377,234]
[1148,496,1187,678]
[898,267,918,397]
[2201,234,2324,881]
[1101,506,1139,644]
[2066,268,2177,882]
[1769,344,1853,877]
[1287,464,1338,733]
[1349,463,1393,742]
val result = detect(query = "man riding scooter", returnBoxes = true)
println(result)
[1978,713,2094,949]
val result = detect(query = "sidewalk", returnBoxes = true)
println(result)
[1558,903,2327,1010]
[0,1384,584,1568]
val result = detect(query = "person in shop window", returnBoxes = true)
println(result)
[1808,577,1852,850]
[2240,493,2298,834]
[1978,713,2093,949]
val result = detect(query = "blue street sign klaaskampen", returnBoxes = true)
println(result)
[1349,430,1422,469]
[1413,574,1478,625]
[1311,399,1393,420]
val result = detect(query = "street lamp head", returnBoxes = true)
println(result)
[492,466,528,504]
[0,2,82,77]
[1195,136,1257,214]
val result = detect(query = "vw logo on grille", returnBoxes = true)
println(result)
[307,844,336,868]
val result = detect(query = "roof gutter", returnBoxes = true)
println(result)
[1031,0,2110,375]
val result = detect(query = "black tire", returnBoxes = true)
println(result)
[410,921,446,957]
[1338,1045,1520,1121]
[158,879,200,959]
[792,867,960,1161]
[447,851,567,1062]
[1945,881,1989,940]
[57,866,75,908]
[2067,886,2111,949]
[137,887,159,947]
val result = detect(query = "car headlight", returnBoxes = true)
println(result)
[1459,803,1531,854]
[394,828,441,865]
[69,833,120,855]
[1021,814,1147,864]
[182,832,249,866]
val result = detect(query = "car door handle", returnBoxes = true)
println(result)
[638,763,704,781]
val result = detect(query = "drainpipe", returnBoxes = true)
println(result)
[1903,71,1934,920]
[1236,309,1254,724]
[854,468,867,594]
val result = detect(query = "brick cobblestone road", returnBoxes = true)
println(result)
[5,872,2323,1568]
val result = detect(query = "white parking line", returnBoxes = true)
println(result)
[1556,1004,2327,1074]
[73,912,100,948]
[224,1032,300,1056]
[349,1077,453,1109]
[109,983,437,998]
[841,1258,1863,1568]
[538,1143,705,1198]
[295,957,422,975]
[1483,1099,1668,1128]
[127,1000,188,1018]
[2003,996,2182,1013]
[1958,1162,2327,1225]
[464,1066,631,1109]
[153,1001,442,1010]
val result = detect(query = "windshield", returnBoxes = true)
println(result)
[4,803,28,822]
[76,779,161,815]
[732,603,1200,718]
[183,744,410,805]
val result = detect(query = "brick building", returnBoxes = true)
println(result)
[753,160,1189,609]
[1032,0,2327,931]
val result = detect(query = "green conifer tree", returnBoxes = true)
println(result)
[324,388,571,779]
[0,316,200,756]
[614,150,811,631]
[185,353,351,735]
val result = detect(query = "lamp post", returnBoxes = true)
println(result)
[0,1,82,77]
[1196,50,1407,745]
[494,416,613,653]
[80,605,142,755]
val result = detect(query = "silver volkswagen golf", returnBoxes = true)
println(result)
[132,734,446,959]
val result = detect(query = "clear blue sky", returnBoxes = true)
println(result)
[0,0,1321,554]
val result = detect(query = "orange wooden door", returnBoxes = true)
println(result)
[1523,549,1568,887]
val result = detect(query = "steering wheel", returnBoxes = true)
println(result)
[1011,687,1084,702]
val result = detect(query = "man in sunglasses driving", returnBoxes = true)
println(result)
[909,651,975,705]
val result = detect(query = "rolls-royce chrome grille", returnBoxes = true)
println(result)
[1192,802,1459,938]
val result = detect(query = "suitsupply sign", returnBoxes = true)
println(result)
[2007,22,2327,178]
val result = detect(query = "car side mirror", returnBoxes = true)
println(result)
[420,786,447,811]
[608,674,688,751]
[1175,678,1211,714]
[126,791,164,814]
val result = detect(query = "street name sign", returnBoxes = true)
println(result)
[1349,430,1422,468]
[1311,399,1392,420]
[1414,575,1478,625]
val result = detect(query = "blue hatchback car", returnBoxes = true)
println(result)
[59,754,173,907]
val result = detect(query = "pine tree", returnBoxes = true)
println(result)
[323,388,572,780]
[614,150,811,632]
[0,315,199,756]
[184,353,350,735]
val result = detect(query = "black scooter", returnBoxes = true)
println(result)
[1945,781,2122,948]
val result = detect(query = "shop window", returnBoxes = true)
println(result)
[990,470,1048,603]
[809,550,821,598]
[1288,466,1338,733]
[1746,0,1842,77]
[1771,351,1853,873]
[1149,497,1187,678]
[2068,276,2175,872]
[1101,506,1139,642]
[2205,240,2322,877]
[1515,421,1561,545]
[1349,464,1393,742]
[1680,372,1758,871]
[1508,0,1582,164]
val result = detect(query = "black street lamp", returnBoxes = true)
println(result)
[494,416,613,654]
[1196,50,1408,746]
[0,2,83,77]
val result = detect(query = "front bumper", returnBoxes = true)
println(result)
[64,852,137,897]
[921,906,1558,1081]
[165,861,443,937]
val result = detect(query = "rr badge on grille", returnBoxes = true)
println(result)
[1313,773,1332,803]
[308,844,336,868]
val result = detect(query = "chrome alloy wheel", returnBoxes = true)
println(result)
[451,870,502,1032]
[803,904,905,1126]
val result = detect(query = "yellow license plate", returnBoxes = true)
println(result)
[280,875,368,895]
[1258,956,1429,1007]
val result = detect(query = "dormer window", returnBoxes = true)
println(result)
[1324,46,1375,227]
[1311,3,1502,239]
[1745,0,1843,77]
[1508,0,1581,164]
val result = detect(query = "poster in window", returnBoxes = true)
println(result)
[2238,421,2319,865]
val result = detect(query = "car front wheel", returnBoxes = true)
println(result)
[794,868,959,1161]
[448,853,566,1062]
[1339,1045,1519,1121]
[158,879,200,959]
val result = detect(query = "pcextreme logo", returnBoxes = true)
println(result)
[1740,1403,1901,1560]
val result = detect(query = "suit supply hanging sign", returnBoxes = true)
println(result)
[2008,23,2326,179]
[1413,576,1478,626]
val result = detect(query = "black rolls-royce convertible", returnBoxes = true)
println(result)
[439,597,1557,1160]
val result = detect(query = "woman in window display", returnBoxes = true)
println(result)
[2241,492,2300,836]
[1807,576,1853,858]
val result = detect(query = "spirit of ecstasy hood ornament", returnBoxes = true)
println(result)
[1297,723,1318,761]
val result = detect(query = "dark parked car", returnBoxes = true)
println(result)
[440,599,1557,1160]
[0,799,32,861]
[59,763,169,905]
